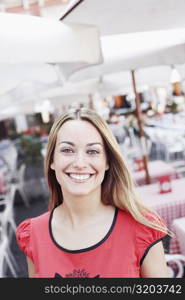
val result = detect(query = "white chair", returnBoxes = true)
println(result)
[0,156,10,196]
[0,184,17,235]
[0,234,17,277]
[0,140,18,183]
[165,254,185,278]
[0,185,18,277]
[14,164,30,207]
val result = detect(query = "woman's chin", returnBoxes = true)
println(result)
[67,190,91,197]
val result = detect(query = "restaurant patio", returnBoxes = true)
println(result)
[1,0,185,278]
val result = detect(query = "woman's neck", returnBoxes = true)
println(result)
[55,192,113,229]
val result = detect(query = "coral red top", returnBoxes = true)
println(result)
[16,208,166,278]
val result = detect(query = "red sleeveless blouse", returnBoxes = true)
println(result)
[16,208,165,278]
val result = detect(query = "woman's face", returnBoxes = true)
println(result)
[50,119,109,199]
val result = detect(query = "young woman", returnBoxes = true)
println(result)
[16,108,170,278]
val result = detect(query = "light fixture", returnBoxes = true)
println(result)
[23,0,29,10]
[170,65,181,83]
[34,99,54,123]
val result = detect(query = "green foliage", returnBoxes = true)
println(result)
[18,134,43,165]
[170,102,178,113]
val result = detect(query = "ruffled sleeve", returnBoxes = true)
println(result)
[136,213,167,265]
[16,219,33,261]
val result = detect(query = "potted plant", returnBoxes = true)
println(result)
[17,130,44,180]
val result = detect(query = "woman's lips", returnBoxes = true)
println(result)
[65,172,95,183]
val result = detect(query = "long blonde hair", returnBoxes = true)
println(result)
[45,108,171,236]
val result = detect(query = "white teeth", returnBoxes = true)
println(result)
[69,174,91,180]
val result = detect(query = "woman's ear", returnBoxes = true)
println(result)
[105,163,109,171]
[50,162,55,170]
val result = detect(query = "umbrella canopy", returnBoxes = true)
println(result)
[0,12,102,77]
[36,73,132,97]
[0,63,59,95]
[58,29,185,186]
[68,28,185,82]
[0,12,102,117]
[60,0,185,35]
[28,65,185,99]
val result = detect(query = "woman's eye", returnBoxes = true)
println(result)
[61,148,74,153]
[87,150,99,155]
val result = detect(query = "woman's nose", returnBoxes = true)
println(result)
[72,152,87,169]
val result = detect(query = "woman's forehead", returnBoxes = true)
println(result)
[56,119,104,143]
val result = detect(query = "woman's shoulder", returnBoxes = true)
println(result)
[16,210,51,259]
[117,208,166,239]
[117,208,138,225]
[16,210,50,240]
[31,210,51,225]
[118,208,165,226]
[117,208,166,264]
[17,210,50,229]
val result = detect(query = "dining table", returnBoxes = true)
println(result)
[136,177,185,255]
[132,160,179,186]
[169,217,185,255]
[136,177,185,229]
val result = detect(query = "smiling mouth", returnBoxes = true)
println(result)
[65,173,94,182]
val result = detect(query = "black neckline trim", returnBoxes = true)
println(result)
[49,207,118,254]
[140,235,167,265]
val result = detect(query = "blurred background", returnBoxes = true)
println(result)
[1,0,185,278]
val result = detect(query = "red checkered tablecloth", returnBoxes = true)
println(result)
[169,217,185,255]
[136,178,185,254]
[132,160,179,186]
[169,235,181,254]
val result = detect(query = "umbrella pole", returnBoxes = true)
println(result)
[131,70,151,184]
[88,94,94,109]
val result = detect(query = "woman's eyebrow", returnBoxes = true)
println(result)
[86,142,103,146]
[58,141,74,146]
[58,141,103,146]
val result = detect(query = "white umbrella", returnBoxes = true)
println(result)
[0,63,59,95]
[37,65,185,101]
[0,12,102,77]
[0,75,124,115]
[0,103,36,120]
[61,28,185,184]
[60,1,185,184]
[0,12,102,117]
[38,73,132,96]
[60,0,185,35]
[69,28,185,81]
